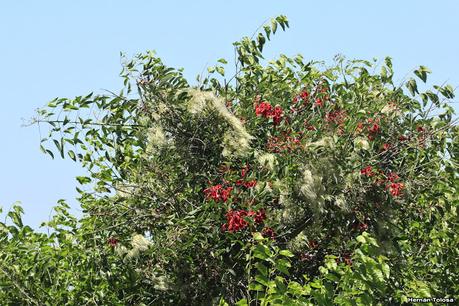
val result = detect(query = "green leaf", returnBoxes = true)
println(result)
[68,150,76,161]
[253,244,271,260]
[248,283,264,291]
[264,25,271,40]
[279,250,294,257]
[253,232,264,241]
[414,66,431,83]
[257,33,266,52]
[217,58,227,64]
[255,262,269,277]
[235,299,248,306]
[356,235,366,244]
[271,18,278,34]
[255,274,270,286]
[406,78,419,96]
[76,176,91,185]
[436,84,455,99]
[216,66,225,76]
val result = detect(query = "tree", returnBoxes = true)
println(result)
[1,16,458,305]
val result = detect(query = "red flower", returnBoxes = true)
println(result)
[386,182,404,197]
[314,98,323,107]
[387,172,400,183]
[382,143,391,151]
[220,187,233,202]
[262,227,276,239]
[342,253,352,266]
[358,222,368,232]
[308,239,319,249]
[255,101,273,117]
[299,252,313,262]
[204,184,232,202]
[271,106,283,125]
[225,210,249,232]
[325,110,346,125]
[368,124,380,134]
[255,101,283,125]
[108,237,118,247]
[360,166,374,177]
[204,184,223,201]
[241,165,249,178]
[243,180,257,188]
[398,135,408,142]
[253,209,266,224]
[300,90,309,101]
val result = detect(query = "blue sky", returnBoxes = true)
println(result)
[1,1,458,229]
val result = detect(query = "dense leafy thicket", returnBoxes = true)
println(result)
[1,16,458,305]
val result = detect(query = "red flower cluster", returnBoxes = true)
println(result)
[325,110,346,125]
[360,166,375,177]
[299,252,314,262]
[255,101,284,125]
[353,221,368,232]
[249,209,266,224]
[222,210,248,232]
[293,90,309,104]
[267,135,301,153]
[107,237,118,247]
[341,252,353,266]
[382,172,405,197]
[368,123,380,134]
[300,90,309,100]
[416,125,427,147]
[386,172,399,182]
[271,106,283,125]
[261,227,276,240]
[387,182,404,197]
[222,209,267,232]
[398,135,409,142]
[308,239,319,249]
[236,179,257,188]
[304,121,317,131]
[240,165,249,178]
[204,184,233,202]
[255,101,272,117]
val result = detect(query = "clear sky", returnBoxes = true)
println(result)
[1,1,458,229]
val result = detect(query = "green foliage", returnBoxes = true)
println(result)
[234,232,390,305]
[1,15,458,305]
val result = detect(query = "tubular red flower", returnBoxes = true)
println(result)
[225,210,249,232]
[261,227,276,239]
[360,166,374,177]
[255,101,273,117]
[387,182,404,197]
[368,124,380,134]
[300,90,309,101]
[271,106,283,125]
[107,237,118,247]
[253,209,266,224]
[243,180,257,188]
[204,184,232,202]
